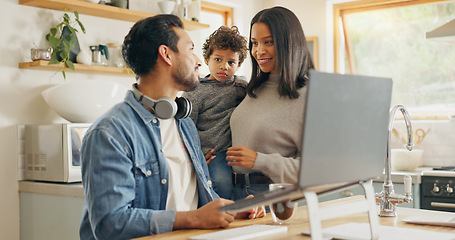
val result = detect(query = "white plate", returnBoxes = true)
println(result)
[403,215,455,227]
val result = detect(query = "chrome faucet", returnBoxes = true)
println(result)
[376,105,414,217]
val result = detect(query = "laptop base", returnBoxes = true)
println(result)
[302,180,380,240]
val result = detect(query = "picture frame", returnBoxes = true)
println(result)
[306,36,318,70]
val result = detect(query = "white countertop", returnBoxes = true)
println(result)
[19,180,84,198]
[421,170,455,177]
[19,168,432,198]
[20,167,453,198]
[373,167,433,184]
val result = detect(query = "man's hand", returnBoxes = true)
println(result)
[174,198,235,230]
[205,149,215,164]
[226,146,258,168]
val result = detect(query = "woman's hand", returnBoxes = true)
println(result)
[205,149,215,164]
[226,146,258,168]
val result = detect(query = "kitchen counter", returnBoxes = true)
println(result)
[422,169,455,177]
[133,196,455,240]
[18,168,430,198]
[16,168,442,240]
[375,167,432,184]
[19,180,84,198]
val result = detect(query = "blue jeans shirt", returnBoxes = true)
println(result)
[79,91,219,240]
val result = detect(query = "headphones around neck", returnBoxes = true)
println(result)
[131,83,192,119]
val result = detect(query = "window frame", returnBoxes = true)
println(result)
[332,0,454,73]
[201,1,233,27]
[333,0,455,119]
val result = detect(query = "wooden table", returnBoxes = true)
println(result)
[134,196,455,239]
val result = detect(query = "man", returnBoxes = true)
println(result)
[79,15,264,240]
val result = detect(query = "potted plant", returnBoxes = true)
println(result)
[46,11,86,79]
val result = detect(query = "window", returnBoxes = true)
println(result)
[334,0,455,118]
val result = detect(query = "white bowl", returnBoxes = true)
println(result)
[391,149,424,171]
[158,0,176,14]
[41,79,128,123]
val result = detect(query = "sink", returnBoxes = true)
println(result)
[41,79,128,123]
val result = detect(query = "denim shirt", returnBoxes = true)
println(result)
[79,91,218,240]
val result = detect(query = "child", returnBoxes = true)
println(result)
[182,26,248,199]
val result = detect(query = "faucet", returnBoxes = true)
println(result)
[376,105,414,217]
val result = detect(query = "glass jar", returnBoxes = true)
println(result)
[106,42,125,68]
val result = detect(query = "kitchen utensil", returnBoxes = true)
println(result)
[89,45,109,65]
[392,128,401,141]
[392,128,407,144]
[31,48,52,61]
[414,128,429,144]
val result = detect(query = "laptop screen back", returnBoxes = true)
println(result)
[298,70,392,189]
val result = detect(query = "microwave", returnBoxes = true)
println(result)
[24,123,91,183]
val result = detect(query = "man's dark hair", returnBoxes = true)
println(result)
[202,26,248,66]
[122,14,183,77]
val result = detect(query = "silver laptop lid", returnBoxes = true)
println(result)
[298,70,392,189]
[218,71,393,213]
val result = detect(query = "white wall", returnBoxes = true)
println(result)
[269,0,329,71]
[189,0,266,80]
[1,1,136,239]
[0,0,268,239]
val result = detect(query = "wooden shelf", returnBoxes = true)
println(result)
[19,60,135,76]
[19,0,209,31]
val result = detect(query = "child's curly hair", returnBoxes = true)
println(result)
[202,26,248,66]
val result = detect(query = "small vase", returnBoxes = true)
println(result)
[158,0,176,14]
[57,26,80,63]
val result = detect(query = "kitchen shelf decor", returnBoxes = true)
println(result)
[46,10,86,79]
[19,0,209,30]
[19,60,134,76]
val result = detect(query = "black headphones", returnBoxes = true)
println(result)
[131,83,192,119]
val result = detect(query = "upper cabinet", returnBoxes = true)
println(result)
[19,0,209,30]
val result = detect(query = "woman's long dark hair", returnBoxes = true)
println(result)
[247,6,315,99]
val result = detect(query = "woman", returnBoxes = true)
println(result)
[226,6,315,200]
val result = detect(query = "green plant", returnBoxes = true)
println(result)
[46,11,86,79]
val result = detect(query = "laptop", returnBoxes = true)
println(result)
[219,70,393,213]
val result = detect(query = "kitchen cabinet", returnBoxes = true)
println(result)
[19,181,84,240]
[20,192,84,240]
[18,0,209,76]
